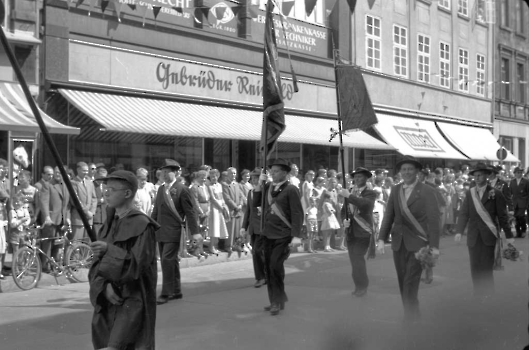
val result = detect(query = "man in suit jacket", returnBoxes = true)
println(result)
[254,159,303,316]
[509,166,529,238]
[377,156,440,322]
[222,167,245,252]
[70,162,97,242]
[242,167,266,288]
[34,166,54,224]
[490,166,513,211]
[151,159,200,305]
[455,163,515,296]
[39,166,71,269]
[340,167,376,297]
[93,165,108,235]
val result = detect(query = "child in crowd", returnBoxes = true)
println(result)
[320,191,340,252]
[9,195,31,255]
[305,197,318,253]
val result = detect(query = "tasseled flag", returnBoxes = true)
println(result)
[173,7,184,14]
[214,6,227,20]
[101,0,109,13]
[76,0,85,7]
[346,0,356,12]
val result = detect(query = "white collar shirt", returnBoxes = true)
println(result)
[403,179,418,201]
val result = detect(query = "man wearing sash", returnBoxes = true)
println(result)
[455,163,514,297]
[152,159,200,305]
[253,159,303,316]
[377,156,440,322]
[339,167,376,297]
[509,166,529,238]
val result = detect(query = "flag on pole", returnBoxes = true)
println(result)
[336,64,378,131]
[261,0,286,160]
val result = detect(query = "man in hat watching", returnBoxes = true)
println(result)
[489,165,513,213]
[455,163,514,297]
[89,170,160,350]
[254,159,303,315]
[339,167,377,297]
[509,166,529,238]
[377,156,440,322]
[152,159,199,305]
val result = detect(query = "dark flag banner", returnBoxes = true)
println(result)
[336,64,378,131]
[261,0,286,160]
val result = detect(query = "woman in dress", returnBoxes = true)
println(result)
[15,170,38,224]
[320,192,340,252]
[207,169,229,254]
[313,176,326,243]
[301,170,315,218]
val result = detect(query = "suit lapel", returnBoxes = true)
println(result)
[481,185,490,205]
[406,182,421,207]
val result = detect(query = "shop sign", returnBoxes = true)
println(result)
[69,42,337,114]
[394,126,444,153]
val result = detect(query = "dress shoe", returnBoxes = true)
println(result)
[254,279,266,288]
[269,303,281,315]
[353,289,367,297]
[156,295,170,305]
[521,232,527,238]
[168,293,183,300]
[264,302,284,311]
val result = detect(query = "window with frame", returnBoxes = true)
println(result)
[417,34,430,83]
[501,57,511,100]
[458,48,469,92]
[366,15,381,71]
[517,62,525,103]
[439,0,451,10]
[501,0,510,27]
[518,0,525,33]
[439,42,451,88]
[458,0,469,16]
[476,54,486,96]
[500,136,513,153]
[393,25,408,77]
[519,138,526,165]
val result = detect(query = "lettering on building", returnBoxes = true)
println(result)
[394,126,444,152]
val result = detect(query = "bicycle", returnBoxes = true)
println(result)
[12,225,94,290]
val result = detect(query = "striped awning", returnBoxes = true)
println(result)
[58,89,393,150]
[0,83,79,134]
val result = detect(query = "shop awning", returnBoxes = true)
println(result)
[436,122,519,162]
[373,114,468,159]
[0,83,79,135]
[5,31,41,45]
[58,89,392,150]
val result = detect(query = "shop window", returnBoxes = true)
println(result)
[517,62,526,104]
[519,138,526,165]
[393,25,408,78]
[366,15,382,71]
[476,54,486,96]
[501,57,511,100]
[417,34,431,83]
[439,42,451,88]
[302,144,330,174]
[14,45,36,84]
[204,138,230,173]
[458,0,469,16]
[500,135,514,153]
[175,137,202,178]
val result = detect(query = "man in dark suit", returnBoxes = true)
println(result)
[377,156,440,322]
[509,167,529,238]
[222,167,245,253]
[340,167,376,297]
[152,159,200,305]
[70,162,98,242]
[254,159,303,315]
[34,166,54,224]
[39,166,71,271]
[242,167,266,288]
[92,164,108,235]
[489,165,512,209]
[455,163,514,297]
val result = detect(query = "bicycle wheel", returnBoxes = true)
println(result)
[66,242,93,282]
[12,247,41,290]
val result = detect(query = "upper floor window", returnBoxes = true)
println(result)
[366,15,381,71]
[439,0,451,10]
[458,0,469,16]
[393,25,408,77]
[500,0,510,27]
[476,54,486,96]
[517,0,525,33]
[458,48,469,92]
[500,57,511,100]
[517,62,525,103]
[439,42,451,88]
[417,34,431,83]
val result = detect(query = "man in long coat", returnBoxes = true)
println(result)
[455,163,515,296]
[222,167,245,253]
[89,170,160,350]
[151,159,200,305]
[509,166,529,238]
[340,167,376,297]
[377,156,440,322]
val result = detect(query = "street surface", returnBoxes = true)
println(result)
[0,236,527,350]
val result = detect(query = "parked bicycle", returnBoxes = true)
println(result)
[12,225,94,290]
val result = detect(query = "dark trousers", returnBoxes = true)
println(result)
[263,236,291,305]
[393,243,423,321]
[251,234,266,281]
[158,241,181,296]
[40,225,60,266]
[515,209,527,236]
[346,235,370,291]
[468,234,495,296]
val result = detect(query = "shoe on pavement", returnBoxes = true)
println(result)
[353,289,367,297]
[269,303,281,315]
[254,279,266,288]
[168,293,183,300]
[156,295,170,305]
[264,302,284,311]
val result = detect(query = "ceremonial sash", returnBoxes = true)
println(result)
[399,186,428,242]
[470,187,498,238]
[267,185,292,229]
[348,203,374,235]
[163,186,184,225]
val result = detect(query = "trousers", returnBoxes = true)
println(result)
[346,235,370,291]
[251,234,266,281]
[263,236,291,305]
[468,234,495,296]
[393,243,423,321]
[158,241,181,296]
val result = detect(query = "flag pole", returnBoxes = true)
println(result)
[0,2,96,242]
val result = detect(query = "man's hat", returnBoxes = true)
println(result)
[159,159,181,171]
[514,166,524,173]
[396,155,422,170]
[250,167,262,177]
[350,167,372,178]
[468,162,493,176]
[95,170,138,191]
[491,165,503,174]
[268,158,291,172]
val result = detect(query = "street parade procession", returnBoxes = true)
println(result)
[1,0,529,349]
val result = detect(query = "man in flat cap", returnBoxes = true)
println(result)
[340,167,377,297]
[151,159,200,305]
[377,156,440,323]
[509,166,529,238]
[254,159,303,315]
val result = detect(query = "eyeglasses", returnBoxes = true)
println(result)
[91,168,97,170]
[103,187,128,194]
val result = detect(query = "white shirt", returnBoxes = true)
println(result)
[273,180,287,191]
[403,179,418,201]
[476,184,487,199]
